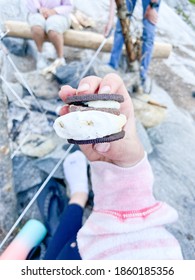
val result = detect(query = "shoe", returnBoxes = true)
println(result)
[132,77,152,95]
[36,52,48,70]
[42,57,66,76]
[54,57,66,67]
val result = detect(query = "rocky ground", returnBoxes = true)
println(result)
[150,46,195,120]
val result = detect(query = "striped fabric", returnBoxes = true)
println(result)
[77,154,183,260]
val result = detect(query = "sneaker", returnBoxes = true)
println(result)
[41,57,66,76]
[133,77,152,95]
[143,77,152,94]
[36,52,48,70]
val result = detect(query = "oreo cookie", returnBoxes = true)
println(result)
[65,93,124,104]
[53,93,127,144]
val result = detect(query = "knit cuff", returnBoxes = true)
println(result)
[90,153,156,211]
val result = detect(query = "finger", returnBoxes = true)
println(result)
[98,73,133,117]
[59,85,77,102]
[76,75,102,95]
[94,122,143,168]
[59,105,69,116]
[98,73,125,94]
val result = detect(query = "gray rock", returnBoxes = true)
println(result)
[136,120,153,154]
[2,37,28,57]
[2,81,23,102]
[132,96,167,128]
[35,158,65,180]
[15,70,60,99]
[147,84,195,260]
[20,132,63,158]
[1,53,35,83]
[17,185,43,223]
[13,156,46,193]
[54,61,95,88]
[34,143,73,179]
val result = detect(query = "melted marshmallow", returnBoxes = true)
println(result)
[53,111,127,140]
[84,100,120,109]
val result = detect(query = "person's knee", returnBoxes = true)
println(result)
[45,15,64,34]
[47,30,61,39]
[31,25,45,36]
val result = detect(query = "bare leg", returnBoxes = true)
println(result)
[31,26,46,52]
[68,192,88,208]
[47,30,64,58]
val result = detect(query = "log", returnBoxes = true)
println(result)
[4,21,172,59]
[115,0,140,62]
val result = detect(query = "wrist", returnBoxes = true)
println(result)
[90,153,156,211]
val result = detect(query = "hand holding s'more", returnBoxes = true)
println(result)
[54,73,144,167]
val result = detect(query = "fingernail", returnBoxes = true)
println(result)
[77,83,90,92]
[99,86,111,94]
[94,143,110,153]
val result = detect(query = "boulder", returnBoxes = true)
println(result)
[15,71,60,99]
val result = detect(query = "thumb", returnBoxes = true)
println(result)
[94,143,111,153]
[94,139,125,163]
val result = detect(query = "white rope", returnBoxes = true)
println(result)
[0,38,45,114]
[79,36,109,80]
[0,75,31,114]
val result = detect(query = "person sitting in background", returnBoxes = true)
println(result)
[105,0,161,93]
[26,0,72,70]
[44,73,183,260]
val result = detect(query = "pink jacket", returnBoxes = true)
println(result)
[77,154,183,259]
[26,0,73,15]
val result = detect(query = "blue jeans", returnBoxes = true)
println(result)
[109,0,161,84]
[44,204,83,260]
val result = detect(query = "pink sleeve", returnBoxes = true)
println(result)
[91,153,156,212]
[77,153,183,260]
[54,0,73,15]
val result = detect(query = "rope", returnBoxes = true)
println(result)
[0,39,45,114]
[0,75,31,114]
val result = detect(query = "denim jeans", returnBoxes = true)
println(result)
[109,0,161,85]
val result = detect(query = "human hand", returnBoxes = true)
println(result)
[39,8,56,19]
[144,6,158,25]
[59,74,144,167]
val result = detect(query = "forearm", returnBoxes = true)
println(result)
[77,154,183,259]
[90,153,156,211]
